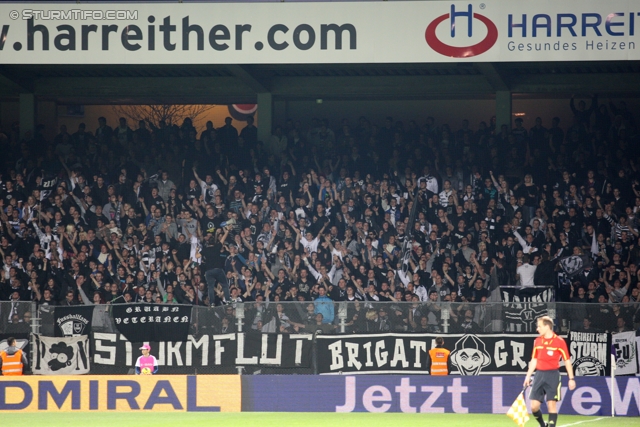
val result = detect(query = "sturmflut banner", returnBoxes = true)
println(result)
[316,333,537,375]
[0,1,639,64]
[91,332,313,374]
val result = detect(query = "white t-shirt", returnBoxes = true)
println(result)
[517,263,537,288]
[300,236,319,253]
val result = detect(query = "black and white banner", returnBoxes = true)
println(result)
[316,333,537,375]
[91,331,313,374]
[567,330,612,377]
[111,303,192,343]
[500,287,552,333]
[611,331,638,376]
[54,305,94,337]
[33,334,90,375]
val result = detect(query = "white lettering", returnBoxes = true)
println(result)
[409,340,427,368]
[362,385,391,413]
[345,342,362,370]
[259,334,283,365]
[235,332,259,365]
[419,386,444,413]
[447,378,469,413]
[390,339,409,368]
[375,340,388,367]
[395,378,416,413]
[607,378,640,416]
[167,342,183,366]
[336,376,356,412]
[93,333,116,365]
[363,341,374,367]
[495,340,507,368]
[491,377,512,413]
[290,334,312,365]
[511,341,526,369]
[571,386,602,415]
[329,341,344,371]
[186,334,209,366]
[213,333,235,365]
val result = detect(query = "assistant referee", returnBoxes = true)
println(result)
[524,316,576,427]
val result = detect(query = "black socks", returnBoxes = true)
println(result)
[532,410,545,427]
[548,413,558,426]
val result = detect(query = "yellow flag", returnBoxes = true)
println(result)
[506,392,530,427]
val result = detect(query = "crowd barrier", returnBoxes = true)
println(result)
[0,375,638,416]
[1,300,638,377]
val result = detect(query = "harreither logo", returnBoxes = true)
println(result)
[425,4,498,58]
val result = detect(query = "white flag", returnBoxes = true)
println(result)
[591,232,599,257]
[612,331,638,376]
[33,334,90,375]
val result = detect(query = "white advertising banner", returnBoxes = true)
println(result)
[0,1,638,64]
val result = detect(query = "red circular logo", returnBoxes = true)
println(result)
[425,13,498,58]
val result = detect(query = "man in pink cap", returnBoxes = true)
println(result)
[135,344,158,375]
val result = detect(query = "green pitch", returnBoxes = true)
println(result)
[0,413,633,427]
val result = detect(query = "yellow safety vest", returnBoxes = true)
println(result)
[429,347,450,375]
[1,349,24,376]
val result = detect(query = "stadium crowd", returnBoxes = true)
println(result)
[1,95,640,335]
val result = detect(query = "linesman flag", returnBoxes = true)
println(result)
[506,389,530,427]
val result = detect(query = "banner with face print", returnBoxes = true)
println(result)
[316,333,537,375]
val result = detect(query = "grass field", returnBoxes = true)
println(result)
[0,413,633,427]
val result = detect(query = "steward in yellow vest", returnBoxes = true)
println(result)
[0,337,27,376]
[427,336,451,375]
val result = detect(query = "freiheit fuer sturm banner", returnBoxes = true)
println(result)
[0,1,639,64]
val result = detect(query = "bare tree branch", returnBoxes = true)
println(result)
[111,104,215,132]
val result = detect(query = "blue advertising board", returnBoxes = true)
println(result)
[242,375,640,416]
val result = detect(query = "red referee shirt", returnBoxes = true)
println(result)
[531,333,570,371]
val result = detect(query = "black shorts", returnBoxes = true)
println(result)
[529,370,561,402]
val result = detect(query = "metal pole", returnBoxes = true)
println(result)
[235,303,245,375]
[610,353,616,417]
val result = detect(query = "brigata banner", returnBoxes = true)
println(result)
[91,332,313,374]
[110,303,191,343]
[0,1,639,64]
[0,375,240,412]
[243,375,640,416]
[316,333,537,375]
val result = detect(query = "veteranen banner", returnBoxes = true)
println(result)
[91,332,313,374]
[0,1,639,64]
[111,303,191,343]
[316,333,536,375]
